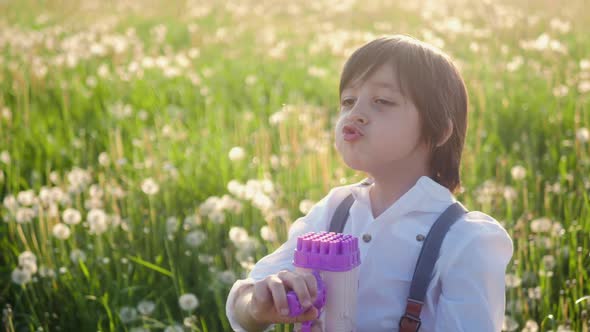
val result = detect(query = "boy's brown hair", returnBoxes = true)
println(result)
[339,35,469,193]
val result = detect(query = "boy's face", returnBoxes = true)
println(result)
[334,63,430,178]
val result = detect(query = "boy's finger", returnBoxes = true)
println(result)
[302,272,318,301]
[267,275,290,316]
[293,306,318,323]
[278,271,312,309]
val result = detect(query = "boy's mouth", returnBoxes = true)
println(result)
[342,125,363,142]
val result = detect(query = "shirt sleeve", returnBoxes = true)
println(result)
[434,222,514,332]
[225,191,334,332]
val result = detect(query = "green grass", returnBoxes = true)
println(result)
[1,0,589,331]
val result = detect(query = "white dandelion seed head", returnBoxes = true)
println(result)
[227,180,245,198]
[503,186,517,202]
[576,127,589,143]
[198,196,219,217]
[510,165,526,180]
[89,184,103,198]
[52,223,71,240]
[39,265,56,278]
[579,81,590,94]
[0,151,10,164]
[15,207,36,223]
[70,249,87,263]
[228,146,246,161]
[50,187,65,203]
[528,286,542,300]
[11,267,32,285]
[3,194,18,212]
[252,192,273,212]
[555,325,574,332]
[118,306,138,323]
[141,178,159,195]
[240,259,255,274]
[67,167,92,193]
[530,217,552,233]
[87,208,108,234]
[137,300,156,315]
[1,107,11,120]
[178,293,199,311]
[269,110,287,125]
[21,260,38,275]
[260,225,276,242]
[229,226,249,247]
[218,270,237,285]
[551,222,564,236]
[299,199,315,215]
[17,190,36,206]
[502,315,519,332]
[49,171,60,184]
[504,273,522,288]
[542,255,556,270]
[185,230,206,248]
[38,187,54,205]
[219,195,242,214]
[19,251,36,266]
[552,85,569,97]
[260,179,275,194]
[62,208,82,225]
[98,152,110,166]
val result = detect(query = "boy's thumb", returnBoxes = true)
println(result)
[294,307,318,323]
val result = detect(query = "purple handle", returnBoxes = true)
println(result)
[286,270,326,330]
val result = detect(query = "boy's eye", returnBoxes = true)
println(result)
[376,99,394,105]
[340,98,355,107]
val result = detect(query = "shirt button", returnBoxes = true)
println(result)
[416,234,425,242]
[362,233,372,243]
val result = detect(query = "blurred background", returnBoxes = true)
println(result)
[0,0,589,331]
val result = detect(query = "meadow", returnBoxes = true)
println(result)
[1,0,589,331]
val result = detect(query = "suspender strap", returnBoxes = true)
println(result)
[328,194,355,233]
[399,202,468,332]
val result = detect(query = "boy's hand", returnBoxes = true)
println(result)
[248,269,319,325]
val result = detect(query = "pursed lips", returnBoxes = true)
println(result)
[342,124,364,141]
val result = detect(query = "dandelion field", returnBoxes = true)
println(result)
[1,0,589,331]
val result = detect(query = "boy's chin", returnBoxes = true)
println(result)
[339,156,369,173]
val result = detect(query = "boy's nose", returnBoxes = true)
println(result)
[348,99,369,125]
[349,112,368,125]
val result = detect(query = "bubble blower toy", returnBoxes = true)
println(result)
[286,231,361,332]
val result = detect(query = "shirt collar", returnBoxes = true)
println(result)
[348,176,456,218]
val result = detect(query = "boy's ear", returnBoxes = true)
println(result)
[436,119,453,147]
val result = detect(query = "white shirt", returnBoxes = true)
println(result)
[226,176,513,332]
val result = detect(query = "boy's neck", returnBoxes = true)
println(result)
[367,169,430,219]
